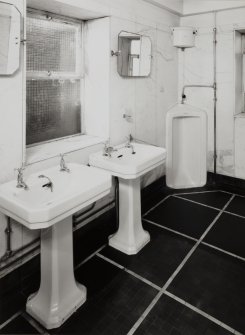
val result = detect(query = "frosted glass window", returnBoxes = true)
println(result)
[26,10,83,146]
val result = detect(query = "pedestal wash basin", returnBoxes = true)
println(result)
[0,163,111,329]
[89,143,166,255]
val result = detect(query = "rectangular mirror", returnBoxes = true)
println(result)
[0,2,21,75]
[117,31,152,77]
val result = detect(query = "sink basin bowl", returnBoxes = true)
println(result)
[0,163,111,229]
[89,143,166,179]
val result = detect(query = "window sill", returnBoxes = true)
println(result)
[26,135,105,165]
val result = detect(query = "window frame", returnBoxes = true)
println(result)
[242,34,245,113]
[26,8,85,147]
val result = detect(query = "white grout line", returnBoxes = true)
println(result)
[125,269,161,291]
[74,244,107,271]
[143,218,198,242]
[97,253,124,270]
[224,210,245,220]
[143,195,171,217]
[220,189,245,199]
[143,190,221,218]
[97,253,161,291]
[219,190,235,196]
[22,312,50,335]
[201,242,245,262]
[143,190,224,219]
[174,190,220,196]
[127,194,235,335]
[173,194,220,211]
[164,291,243,335]
[0,311,22,330]
[145,216,245,263]
[144,192,245,263]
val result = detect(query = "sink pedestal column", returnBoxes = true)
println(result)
[109,177,150,255]
[26,216,86,329]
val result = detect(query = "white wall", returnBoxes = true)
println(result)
[179,7,245,178]
[0,0,179,262]
[183,0,245,15]
[142,0,183,14]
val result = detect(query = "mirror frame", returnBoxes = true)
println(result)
[117,30,152,78]
[0,1,21,76]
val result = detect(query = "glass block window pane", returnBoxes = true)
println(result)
[26,80,81,145]
[27,15,80,73]
[26,11,83,146]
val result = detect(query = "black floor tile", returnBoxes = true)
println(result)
[177,191,232,209]
[226,195,245,217]
[168,245,245,333]
[0,292,26,326]
[145,197,218,239]
[73,208,117,266]
[141,188,169,214]
[100,221,195,287]
[50,256,157,335]
[141,182,216,215]
[0,315,39,334]
[134,294,231,335]
[204,212,245,258]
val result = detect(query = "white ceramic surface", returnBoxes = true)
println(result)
[0,162,112,329]
[89,142,166,254]
[89,142,166,179]
[166,103,207,189]
[0,163,111,229]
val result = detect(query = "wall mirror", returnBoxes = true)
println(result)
[0,2,21,75]
[117,31,152,77]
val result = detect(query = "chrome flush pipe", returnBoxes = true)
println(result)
[180,25,218,175]
[213,25,217,175]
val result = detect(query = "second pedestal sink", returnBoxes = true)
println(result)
[89,142,166,255]
[0,163,112,329]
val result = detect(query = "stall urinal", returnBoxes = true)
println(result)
[166,103,207,189]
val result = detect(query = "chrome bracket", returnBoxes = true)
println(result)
[111,50,121,57]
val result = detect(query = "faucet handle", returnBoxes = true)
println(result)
[60,153,70,173]
[125,134,133,147]
[103,139,110,147]
[126,134,133,142]
[15,164,25,174]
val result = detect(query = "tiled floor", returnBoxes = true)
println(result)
[1,189,245,334]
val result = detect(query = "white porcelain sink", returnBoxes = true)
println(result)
[89,143,166,179]
[0,163,112,329]
[89,142,166,255]
[0,163,111,229]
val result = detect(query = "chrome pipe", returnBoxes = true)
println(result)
[213,26,217,175]
[180,25,218,176]
[0,217,13,262]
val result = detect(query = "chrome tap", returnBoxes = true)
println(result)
[125,135,136,154]
[15,166,28,190]
[60,154,70,173]
[103,141,117,158]
[39,175,54,192]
